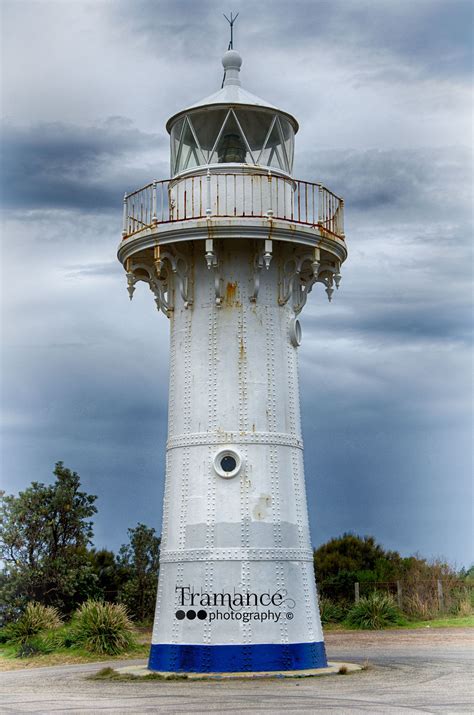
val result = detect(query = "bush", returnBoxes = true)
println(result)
[319,597,346,624]
[403,592,439,620]
[15,632,57,657]
[3,602,63,644]
[346,592,404,629]
[71,601,135,655]
[455,596,474,617]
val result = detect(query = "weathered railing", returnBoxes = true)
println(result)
[122,171,344,240]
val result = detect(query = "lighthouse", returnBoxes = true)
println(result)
[118,42,347,674]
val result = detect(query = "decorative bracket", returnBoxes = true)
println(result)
[158,246,193,309]
[250,239,273,302]
[123,245,194,318]
[316,260,341,302]
[205,239,224,306]
[279,247,321,315]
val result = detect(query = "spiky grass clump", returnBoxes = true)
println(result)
[72,601,135,655]
[346,592,404,630]
[4,603,63,644]
[319,597,346,625]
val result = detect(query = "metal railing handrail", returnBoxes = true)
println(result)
[122,171,344,240]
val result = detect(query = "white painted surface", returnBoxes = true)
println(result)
[151,240,324,647]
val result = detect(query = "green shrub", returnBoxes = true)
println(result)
[15,632,58,657]
[71,601,135,655]
[319,597,346,624]
[4,603,63,644]
[346,592,404,629]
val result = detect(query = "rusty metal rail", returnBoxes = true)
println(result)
[122,172,344,240]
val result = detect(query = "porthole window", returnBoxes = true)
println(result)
[213,449,242,479]
[289,317,302,347]
[221,454,237,472]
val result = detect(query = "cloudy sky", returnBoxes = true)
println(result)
[1,0,472,566]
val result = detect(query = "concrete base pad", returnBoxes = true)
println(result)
[115,662,362,679]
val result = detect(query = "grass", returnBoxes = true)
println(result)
[345,592,405,629]
[401,615,474,629]
[0,600,141,667]
[2,603,63,644]
[71,601,135,655]
[323,613,474,631]
[0,614,472,671]
[0,637,149,671]
[89,667,188,681]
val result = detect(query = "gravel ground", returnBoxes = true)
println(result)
[0,628,472,714]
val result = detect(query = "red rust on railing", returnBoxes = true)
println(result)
[122,173,344,241]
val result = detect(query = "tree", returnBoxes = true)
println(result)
[117,523,160,622]
[0,462,98,616]
[313,533,460,608]
[88,548,125,603]
[314,533,402,601]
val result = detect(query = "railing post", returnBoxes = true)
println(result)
[206,169,212,217]
[152,181,157,224]
[122,193,128,238]
[266,170,273,218]
[354,582,360,604]
[339,198,345,237]
[318,184,323,225]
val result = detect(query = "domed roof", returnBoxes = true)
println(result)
[166,50,298,134]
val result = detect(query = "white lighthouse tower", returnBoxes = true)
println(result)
[118,41,346,674]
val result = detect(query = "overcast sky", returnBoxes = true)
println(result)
[1,0,472,566]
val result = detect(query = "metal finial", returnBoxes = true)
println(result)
[223,11,239,50]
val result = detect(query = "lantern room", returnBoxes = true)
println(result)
[166,50,298,177]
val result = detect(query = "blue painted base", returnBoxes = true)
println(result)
[148,641,327,673]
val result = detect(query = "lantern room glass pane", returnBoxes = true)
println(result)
[279,117,294,172]
[188,109,228,161]
[209,111,250,164]
[170,117,184,175]
[169,107,295,175]
[234,109,273,155]
[258,119,286,171]
[180,119,202,171]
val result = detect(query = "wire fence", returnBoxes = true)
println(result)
[319,579,473,617]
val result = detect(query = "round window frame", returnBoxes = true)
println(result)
[289,317,302,347]
[213,448,243,479]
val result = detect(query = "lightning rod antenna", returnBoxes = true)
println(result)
[223,11,239,50]
[222,12,239,87]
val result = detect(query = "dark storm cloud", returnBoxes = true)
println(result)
[305,296,472,346]
[1,268,171,546]
[0,118,166,210]
[300,146,472,220]
[1,0,472,564]
[112,0,473,79]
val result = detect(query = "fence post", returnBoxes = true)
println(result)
[354,582,360,604]
[396,580,402,609]
[437,580,444,612]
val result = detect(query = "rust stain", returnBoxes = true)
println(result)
[239,336,246,362]
[225,281,237,305]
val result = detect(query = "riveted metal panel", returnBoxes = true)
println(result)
[147,238,326,670]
